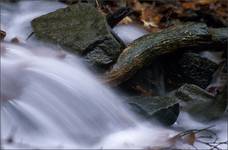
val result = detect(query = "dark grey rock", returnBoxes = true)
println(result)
[164,52,218,90]
[32,3,121,68]
[126,96,180,126]
[179,53,218,88]
[175,84,227,121]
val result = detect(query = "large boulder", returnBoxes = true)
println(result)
[32,4,121,69]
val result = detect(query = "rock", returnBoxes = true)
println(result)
[224,86,228,114]
[11,37,20,44]
[206,61,228,95]
[105,23,211,85]
[175,84,227,121]
[0,30,6,41]
[206,28,228,51]
[58,0,79,5]
[59,0,96,5]
[32,4,121,68]
[209,28,228,46]
[85,47,113,67]
[216,83,228,115]
[164,52,218,90]
[1,0,19,3]
[180,53,218,88]
[126,96,180,126]
[106,7,134,28]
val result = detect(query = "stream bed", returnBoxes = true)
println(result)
[0,1,227,149]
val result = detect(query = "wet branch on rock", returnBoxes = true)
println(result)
[105,23,228,86]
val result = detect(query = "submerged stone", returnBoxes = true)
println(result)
[126,96,180,126]
[31,3,121,68]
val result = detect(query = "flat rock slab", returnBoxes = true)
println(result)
[126,96,180,126]
[32,4,121,67]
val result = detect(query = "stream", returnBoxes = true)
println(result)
[0,1,227,149]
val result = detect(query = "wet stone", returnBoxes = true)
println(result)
[164,52,218,90]
[126,96,180,126]
[32,3,121,68]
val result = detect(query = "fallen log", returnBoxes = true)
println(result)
[105,23,228,85]
[105,23,210,85]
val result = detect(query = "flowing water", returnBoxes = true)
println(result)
[0,1,227,149]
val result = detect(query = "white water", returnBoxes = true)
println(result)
[113,24,149,45]
[0,1,227,149]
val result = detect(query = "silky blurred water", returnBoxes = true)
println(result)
[0,0,227,149]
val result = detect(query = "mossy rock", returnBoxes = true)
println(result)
[31,3,121,68]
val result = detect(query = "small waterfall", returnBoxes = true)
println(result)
[1,42,138,147]
[1,1,227,149]
[0,2,175,149]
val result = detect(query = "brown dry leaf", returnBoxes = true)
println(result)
[126,0,163,30]
[196,0,218,5]
[168,131,196,146]
[140,5,162,28]
[167,134,180,146]
[183,132,196,145]
[119,16,133,24]
[126,0,142,12]
[182,2,197,10]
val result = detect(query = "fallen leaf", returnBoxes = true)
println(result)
[182,2,197,10]
[197,0,218,5]
[183,132,196,145]
[119,16,133,24]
